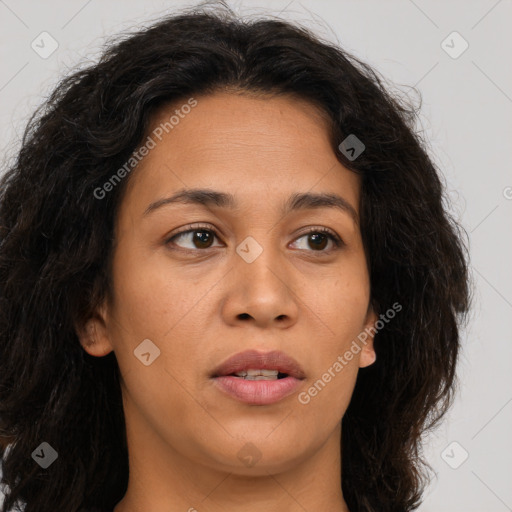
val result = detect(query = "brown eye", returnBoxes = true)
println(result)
[190,230,215,249]
[167,227,222,250]
[292,228,343,253]
[309,233,329,250]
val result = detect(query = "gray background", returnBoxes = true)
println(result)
[1,1,511,510]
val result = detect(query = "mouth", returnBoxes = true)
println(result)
[227,369,290,380]
[210,350,305,405]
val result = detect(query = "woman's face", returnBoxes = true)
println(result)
[81,91,376,475]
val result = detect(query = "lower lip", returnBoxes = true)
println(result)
[212,376,302,405]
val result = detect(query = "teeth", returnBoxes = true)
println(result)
[234,369,279,379]
[245,375,278,380]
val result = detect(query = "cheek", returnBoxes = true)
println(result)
[107,249,205,436]
[298,268,370,411]
[108,241,186,337]
[107,242,213,382]
[309,265,371,338]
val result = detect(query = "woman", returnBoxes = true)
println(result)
[0,3,470,511]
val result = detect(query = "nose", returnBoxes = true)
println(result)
[221,239,300,329]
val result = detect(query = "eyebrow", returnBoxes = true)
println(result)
[143,188,358,223]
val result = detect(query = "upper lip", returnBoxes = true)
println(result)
[211,349,306,379]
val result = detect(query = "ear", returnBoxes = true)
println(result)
[358,307,378,369]
[75,301,114,357]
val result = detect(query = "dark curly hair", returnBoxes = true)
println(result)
[0,2,470,511]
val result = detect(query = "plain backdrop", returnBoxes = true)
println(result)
[1,1,511,511]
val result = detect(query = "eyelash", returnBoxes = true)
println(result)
[165,223,344,254]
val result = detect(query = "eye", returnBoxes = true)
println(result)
[166,224,222,250]
[291,227,343,253]
[165,224,343,253]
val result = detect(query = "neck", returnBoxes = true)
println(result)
[114,407,350,512]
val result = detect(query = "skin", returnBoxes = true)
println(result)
[78,91,377,512]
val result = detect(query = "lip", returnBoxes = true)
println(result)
[213,376,303,405]
[211,349,306,405]
[211,349,306,379]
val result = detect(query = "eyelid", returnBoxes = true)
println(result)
[165,223,344,252]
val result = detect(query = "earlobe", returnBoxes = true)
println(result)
[359,347,377,368]
[75,305,114,357]
[359,308,377,369]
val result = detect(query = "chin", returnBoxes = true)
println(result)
[198,434,312,475]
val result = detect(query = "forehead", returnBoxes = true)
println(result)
[145,92,333,165]
[120,91,360,219]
